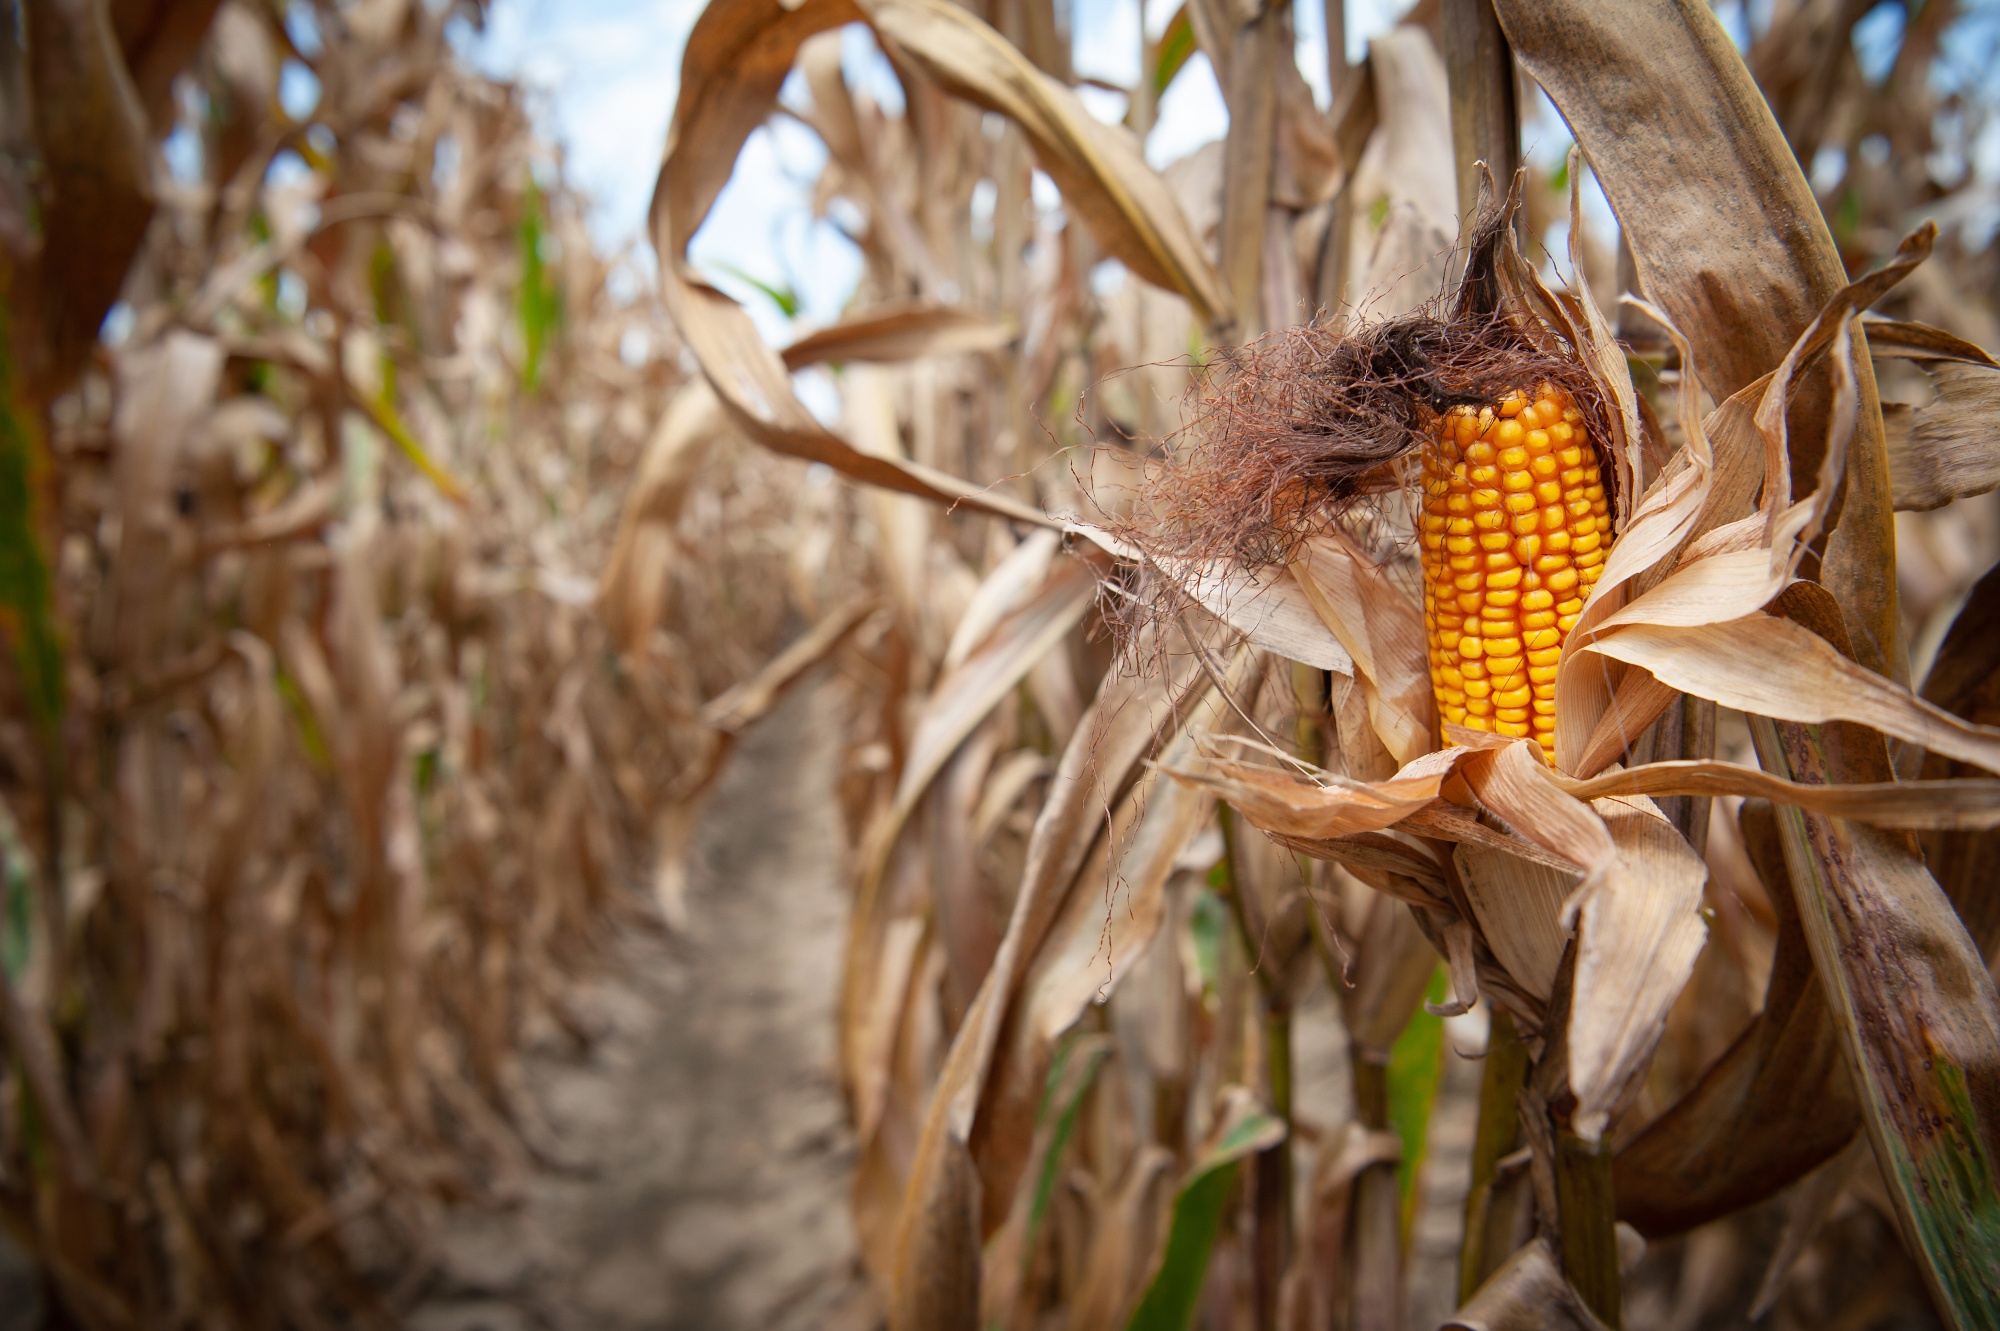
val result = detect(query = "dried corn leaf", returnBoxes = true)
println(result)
[1063,1145,1176,1331]
[1588,615,2000,775]
[650,0,1050,525]
[1336,28,1456,322]
[979,1032,1110,1328]
[1445,1237,1609,1331]
[1494,0,1841,401]
[1555,759,2000,831]
[981,675,1238,1227]
[1882,356,2000,512]
[941,529,1060,674]
[889,634,1211,1325]
[780,302,1017,369]
[844,547,1097,1103]
[598,380,728,654]
[702,597,878,734]
[1751,714,2000,1328]
[1167,745,1473,842]
[1149,553,1355,674]
[856,0,1230,326]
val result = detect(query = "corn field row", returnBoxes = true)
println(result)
[3,0,2000,1329]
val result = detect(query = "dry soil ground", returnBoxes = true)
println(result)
[412,682,873,1331]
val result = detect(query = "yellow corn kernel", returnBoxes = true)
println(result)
[1423,385,1611,759]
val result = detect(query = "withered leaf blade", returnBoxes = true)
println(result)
[648,0,1052,526]
[1499,0,1904,679]
[1445,1237,1609,1331]
[856,0,1232,327]
[1752,713,2000,1329]
[780,302,1018,370]
[887,631,1211,1325]
[1882,355,2000,512]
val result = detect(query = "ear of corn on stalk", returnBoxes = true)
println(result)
[1420,383,1610,758]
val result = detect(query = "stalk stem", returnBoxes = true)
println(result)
[1253,1004,1292,1331]
[1555,1129,1622,1329]
[1216,803,1291,1331]
[1459,1007,1528,1301]
[1440,0,1520,226]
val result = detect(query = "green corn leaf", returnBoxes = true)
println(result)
[0,298,63,738]
[711,261,802,319]
[1126,1088,1285,1331]
[1151,6,1196,98]
[518,176,565,390]
[1025,1032,1111,1250]
[1388,967,1447,1227]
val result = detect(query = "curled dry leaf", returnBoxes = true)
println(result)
[1445,1236,1609,1331]
[650,0,1051,525]
[1866,320,2000,511]
[1588,615,2000,776]
[780,301,1018,369]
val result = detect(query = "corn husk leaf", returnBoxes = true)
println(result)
[1555,229,1933,770]
[1588,615,2000,775]
[1564,794,1709,1142]
[1289,533,1433,766]
[1453,844,1573,1005]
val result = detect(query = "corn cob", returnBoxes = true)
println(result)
[1419,384,1610,760]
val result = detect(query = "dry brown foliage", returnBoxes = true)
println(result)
[6,1,2000,1330]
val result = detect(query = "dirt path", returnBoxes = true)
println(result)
[414,683,872,1331]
